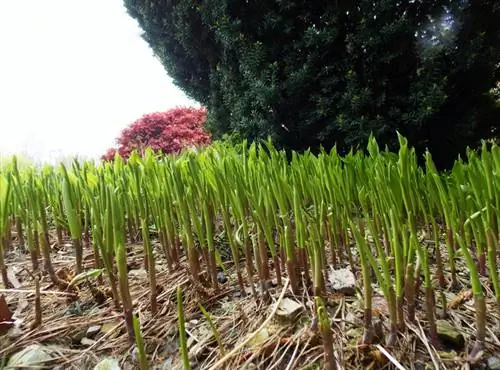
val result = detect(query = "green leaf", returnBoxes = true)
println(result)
[0,174,11,235]
[68,269,105,287]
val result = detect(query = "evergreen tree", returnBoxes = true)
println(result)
[123,0,499,168]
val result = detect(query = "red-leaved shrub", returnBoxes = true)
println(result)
[102,106,211,161]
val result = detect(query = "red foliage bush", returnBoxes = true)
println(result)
[102,106,211,161]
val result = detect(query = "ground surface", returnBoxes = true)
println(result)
[1,233,499,370]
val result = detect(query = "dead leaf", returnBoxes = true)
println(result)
[56,266,73,282]
[447,290,473,310]
[0,295,14,336]
[369,349,388,366]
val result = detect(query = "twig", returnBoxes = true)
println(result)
[0,288,77,297]
[155,277,189,301]
[486,325,500,346]
[408,321,441,370]
[266,335,298,370]
[30,276,42,329]
[284,335,303,370]
[185,327,200,344]
[374,344,406,370]
[207,279,290,370]
[240,331,282,368]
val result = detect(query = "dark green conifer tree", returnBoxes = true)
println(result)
[123,0,499,168]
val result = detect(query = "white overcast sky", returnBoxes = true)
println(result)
[0,0,197,163]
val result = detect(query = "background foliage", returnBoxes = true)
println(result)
[102,106,211,160]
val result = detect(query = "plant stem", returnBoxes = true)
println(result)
[177,286,190,370]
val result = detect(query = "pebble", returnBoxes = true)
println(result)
[436,320,464,349]
[128,269,147,278]
[276,297,304,320]
[81,337,97,346]
[488,356,500,370]
[327,267,356,295]
[414,363,425,370]
[217,271,227,283]
[86,325,101,338]
[71,329,87,344]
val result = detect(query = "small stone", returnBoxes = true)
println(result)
[345,312,361,326]
[86,325,101,338]
[488,356,500,370]
[414,363,427,370]
[71,329,87,344]
[436,320,464,349]
[276,298,304,321]
[414,364,424,370]
[7,344,53,369]
[232,290,242,298]
[128,269,147,278]
[81,337,97,346]
[327,267,356,295]
[217,272,227,284]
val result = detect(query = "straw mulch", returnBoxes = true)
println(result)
[1,236,499,370]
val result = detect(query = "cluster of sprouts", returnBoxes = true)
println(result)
[0,134,498,368]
